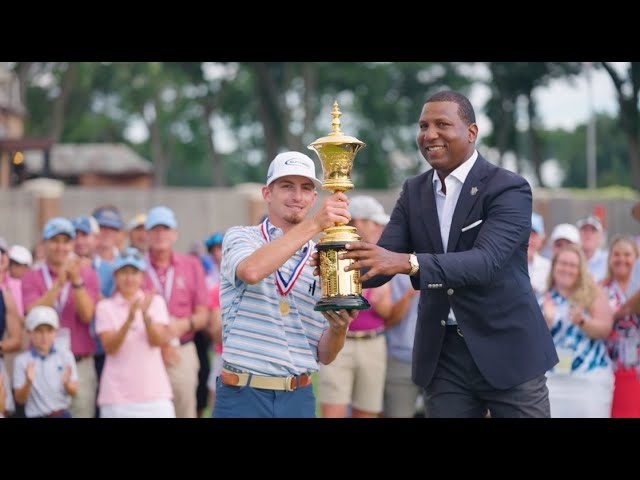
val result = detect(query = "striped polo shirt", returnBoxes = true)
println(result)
[219,221,326,376]
[543,289,611,375]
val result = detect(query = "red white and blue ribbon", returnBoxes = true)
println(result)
[260,217,311,296]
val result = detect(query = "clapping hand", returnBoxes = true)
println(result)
[65,254,82,285]
[140,291,155,316]
[62,365,72,386]
[26,361,36,384]
[541,292,556,327]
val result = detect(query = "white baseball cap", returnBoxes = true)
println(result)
[349,195,390,226]
[576,215,603,232]
[8,245,33,266]
[266,151,322,189]
[550,223,580,244]
[26,306,60,331]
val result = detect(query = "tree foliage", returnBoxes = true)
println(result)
[8,62,638,191]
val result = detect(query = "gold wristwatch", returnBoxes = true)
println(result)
[408,254,419,276]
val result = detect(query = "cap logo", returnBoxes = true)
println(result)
[284,158,309,168]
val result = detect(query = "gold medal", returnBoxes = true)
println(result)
[279,300,290,316]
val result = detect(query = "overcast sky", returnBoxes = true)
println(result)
[470,63,624,142]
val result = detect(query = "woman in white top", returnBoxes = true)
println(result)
[540,243,614,418]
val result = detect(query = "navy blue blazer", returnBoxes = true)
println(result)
[366,155,558,390]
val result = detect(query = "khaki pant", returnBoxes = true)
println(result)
[318,335,387,413]
[165,342,200,418]
[384,356,422,418]
[70,356,97,418]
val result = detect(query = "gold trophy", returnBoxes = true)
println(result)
[308,101,370,312]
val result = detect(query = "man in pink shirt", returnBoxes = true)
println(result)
[142,206,208,418]
[21,217,100,418]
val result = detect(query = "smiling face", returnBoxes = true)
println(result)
[416,100,478,177]
[551,248,583,292]
[262,175,318,229]
[45,234,74,267]
[114,265,143,298]
[608,237,638,283]
[30,324,57,356]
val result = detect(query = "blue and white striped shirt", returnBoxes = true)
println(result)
[543,289,611,375]
[219,222,326,376]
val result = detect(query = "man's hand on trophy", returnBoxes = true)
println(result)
[321,308,359,335]
[341,242,411,282]
[310,191,351,232]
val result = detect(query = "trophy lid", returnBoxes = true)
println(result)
[308,101,365,149]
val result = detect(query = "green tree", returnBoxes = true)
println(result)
[483,62,583,186]
[600,62,640,190]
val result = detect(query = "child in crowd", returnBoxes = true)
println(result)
[13,306,78,418]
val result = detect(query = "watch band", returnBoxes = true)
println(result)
[408,254,419,276]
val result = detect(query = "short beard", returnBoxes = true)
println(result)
[283,212,304,225]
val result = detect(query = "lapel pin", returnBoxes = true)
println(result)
[470,187,478,196]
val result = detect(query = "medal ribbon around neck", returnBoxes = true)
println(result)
[260,217,311,297]
[145,253,175,303]
[41,264,71,315]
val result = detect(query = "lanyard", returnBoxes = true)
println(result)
[260,217,311,297]
[146,254,175,303]
[41,264,71,315]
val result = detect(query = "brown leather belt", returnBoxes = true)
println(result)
[46,409,68,418]
[220,369,312,392]
[346,327,385,340]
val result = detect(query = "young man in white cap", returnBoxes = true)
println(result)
[213,151,358,418]
[13,305,78,418]
[21,217,100,418]
[142,206,209,418]
[8,245,32,280]
[576,215,608,282]
[548,223,581,258]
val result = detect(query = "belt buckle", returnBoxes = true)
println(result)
[285,375,295,392]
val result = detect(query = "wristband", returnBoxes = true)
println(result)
[72,280,84,289]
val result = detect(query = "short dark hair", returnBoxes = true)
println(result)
[425,90,476,126]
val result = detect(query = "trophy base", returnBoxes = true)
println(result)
[314,295,371,312]
[314,240,370,312]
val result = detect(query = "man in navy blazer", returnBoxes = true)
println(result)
[341,91,558,417]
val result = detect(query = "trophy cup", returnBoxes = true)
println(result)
[308,101,371,312]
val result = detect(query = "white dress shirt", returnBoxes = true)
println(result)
[432,150,478,325]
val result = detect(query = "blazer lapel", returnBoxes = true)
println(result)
[447,156,489,253]
[420,169,445,253]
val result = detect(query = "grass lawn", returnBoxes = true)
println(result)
[312,371,321,418]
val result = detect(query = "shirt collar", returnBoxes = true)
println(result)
[113,290,145,306]
[432,149,479,188]
[30,345,56,359]
[149,251,176,269]
[263,218,308,253]
[266,218,284,240]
